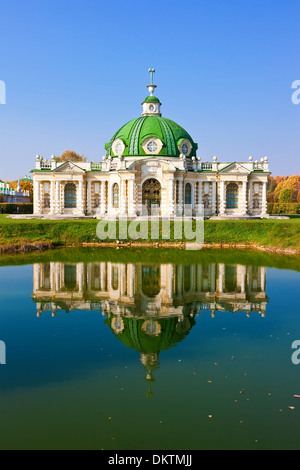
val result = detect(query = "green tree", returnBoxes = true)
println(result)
[278,188,294,203]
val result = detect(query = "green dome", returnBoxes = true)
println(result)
[105,116,198,158]
[142,95,161,104]
[105,315,195,355]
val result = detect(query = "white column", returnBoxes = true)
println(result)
[249,180,253,215]
[211,181,217,215]
[120,179,127,216]
[100,262,107,291]
[107,182,113,214]
[78,180,85,215]
[197,181,203,216]
[167,264,174,299]
[260,266,266,292]
[261,181,268,217]
[55,262,61,290]
[34,180,41,214]
[177,178,183,216]
[50,262,55,291]
[100,181,106,216]
[87,180,92,214]
[120,264,126,296]
[168,178,175,216]
[219,181,225,216]
[55,181,61,214]
[218,263,225,293]
[50,181,55,215]
[241,181,247,215]
[128,264,135,298]
[77,263,84,293]
[128,178,136,217]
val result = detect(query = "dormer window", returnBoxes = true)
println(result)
[147,140,158,153]
[112,138,125,156]
[142,137,163,155]
[178,139,192,157]
[181,143,189,155]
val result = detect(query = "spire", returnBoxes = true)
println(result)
[147,68,157,96]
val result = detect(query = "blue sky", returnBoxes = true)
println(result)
[0,0,299,179]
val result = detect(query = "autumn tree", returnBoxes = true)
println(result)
[54,150,86,163]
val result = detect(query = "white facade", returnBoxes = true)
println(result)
[31,155,270,219]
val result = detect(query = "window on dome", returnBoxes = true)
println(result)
[181,143,189,155]
[149,104,155,112]
[114,140,124,156]
[147,140,158,153]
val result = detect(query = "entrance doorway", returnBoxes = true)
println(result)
[142,178,161,216]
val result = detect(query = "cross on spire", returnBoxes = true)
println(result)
[148,68,155,85]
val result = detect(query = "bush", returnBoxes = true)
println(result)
[0,203,33,214]
[267,203,300,215]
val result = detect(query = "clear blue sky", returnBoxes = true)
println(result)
[0,0,299,179]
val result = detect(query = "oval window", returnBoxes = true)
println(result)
[181,143,189,155]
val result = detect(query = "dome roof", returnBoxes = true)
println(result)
[106,315,195,355]
[105,115,198,158]
[142,95,161,104]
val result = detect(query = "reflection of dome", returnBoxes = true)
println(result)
[106,314,195,398]
[107,316,194,355]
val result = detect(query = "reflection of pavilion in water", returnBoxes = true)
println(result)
[32,261,268,396]
[32,262,268,318]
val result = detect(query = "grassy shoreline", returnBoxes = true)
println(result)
[0,216,299,255]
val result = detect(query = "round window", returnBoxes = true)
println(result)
[149,104,155,112]
[181,143,189,155]
[147,140,158,153]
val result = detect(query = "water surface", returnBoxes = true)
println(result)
[0,248,299,450]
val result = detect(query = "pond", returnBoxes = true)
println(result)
[0,248,299,450]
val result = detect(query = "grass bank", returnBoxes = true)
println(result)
[0,216,299,255]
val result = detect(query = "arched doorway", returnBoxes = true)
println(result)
[64,183,77,208]
[226,183,238,209]
[141,265,161,298]
[142,178,161,216]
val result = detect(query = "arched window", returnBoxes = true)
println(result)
[64,264,77,291]
[64,183,77,208]
[226,183,238,209]
[112,183,119,208]
[111,266,119,290]
[185,183,192,205]
[44,194,50,209]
